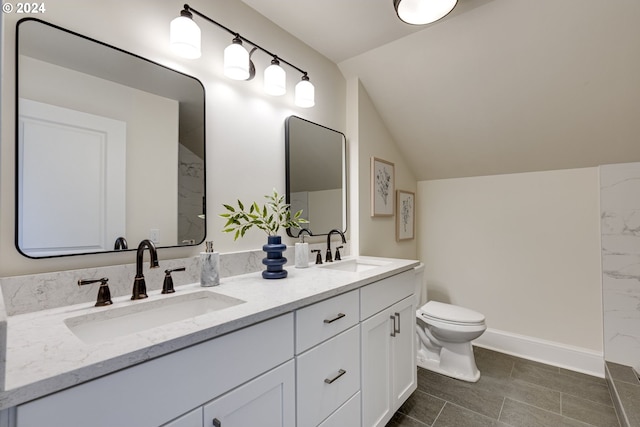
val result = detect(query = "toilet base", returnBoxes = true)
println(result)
[417,342,481,383]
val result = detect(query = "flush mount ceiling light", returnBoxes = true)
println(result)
[170,4,315,108]
[393,0,458,25]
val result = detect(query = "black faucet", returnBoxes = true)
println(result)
[298,228,313,239]
[113,236,128,250]
[326,229,346,263]
[132,239,159,300]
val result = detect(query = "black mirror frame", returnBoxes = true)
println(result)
[14,18,207,258]
[284,115,347,238]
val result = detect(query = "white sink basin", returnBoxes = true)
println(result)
[64,291,245,344]
[319,258,391,273]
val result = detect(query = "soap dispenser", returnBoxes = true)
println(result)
[200,241,220,287]
[295,229,312,268]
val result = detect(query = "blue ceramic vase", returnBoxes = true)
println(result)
[262,235,287,279]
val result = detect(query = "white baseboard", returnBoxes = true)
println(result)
[473,328,605,378]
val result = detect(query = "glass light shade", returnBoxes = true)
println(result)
[169,15,201,59]
[264,61,286,96]
[295,77,315,108]
[224,40,250,80]
[394,0,457,25]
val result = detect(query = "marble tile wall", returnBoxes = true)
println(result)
[0,249,268,316]
[600,162,640,373]
[178,143,206,245]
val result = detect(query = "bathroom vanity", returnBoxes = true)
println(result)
[0,256,420,427]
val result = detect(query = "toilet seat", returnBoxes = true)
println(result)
[419,301,485,326]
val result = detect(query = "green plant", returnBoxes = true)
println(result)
[220,189,308,241]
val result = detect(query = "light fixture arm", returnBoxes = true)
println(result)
[182,4,308,77]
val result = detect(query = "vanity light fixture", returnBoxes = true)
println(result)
[295,74,315,108]
[169,8,201,58]
[224,35,250,80]
[393,0,457,25]
[264,57,286,96]
[170,4,315,107]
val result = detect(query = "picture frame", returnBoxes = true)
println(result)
[396,190,415,241]
[371,157,395,217]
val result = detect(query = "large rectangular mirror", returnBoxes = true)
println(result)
[16,18,206,258]
[285,116,346,237]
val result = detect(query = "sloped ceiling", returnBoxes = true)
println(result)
[242,0,640,180]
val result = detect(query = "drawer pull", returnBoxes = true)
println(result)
[323,312,346,324]
[324,369,347,384]
[390,315,397,337]
[394,312,401,334]
[212,418,221,427]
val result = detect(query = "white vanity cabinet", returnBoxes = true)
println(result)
[295,289,362,427]
[10,261,420,427]
[360,270,417,427]
[15,314,294,427]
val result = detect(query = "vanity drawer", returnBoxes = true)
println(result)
[318,391,361,427]
[296,325,361,427]
[295,289,359,354]
[360,269,414,320]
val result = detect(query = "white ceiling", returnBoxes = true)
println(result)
[242,0,640,180]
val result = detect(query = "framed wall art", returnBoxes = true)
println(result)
[371,157,395,217]
[396,190,415,241]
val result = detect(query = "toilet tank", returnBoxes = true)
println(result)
[414,263,426,307]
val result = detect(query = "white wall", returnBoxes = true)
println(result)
[417,168,603,352]
[0,0,346,276]
[349,79,417,260]
[600,162,640,372]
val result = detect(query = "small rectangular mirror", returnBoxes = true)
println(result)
[285,116,347,237]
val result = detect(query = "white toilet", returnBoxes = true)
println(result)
[413,265,486,382]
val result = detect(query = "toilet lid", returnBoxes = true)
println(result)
[419,301,485,325]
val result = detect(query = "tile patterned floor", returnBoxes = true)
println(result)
[387,347,620,427]
[606,361,640,427]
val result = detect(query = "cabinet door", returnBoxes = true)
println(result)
[391,296,417,409]
[361,309,392,427]
[203,360,295,427]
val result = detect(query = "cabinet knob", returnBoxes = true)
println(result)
[212,418,221,427]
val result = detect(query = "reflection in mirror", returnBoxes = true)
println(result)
[16,18,206,258]
[285,116,346,237]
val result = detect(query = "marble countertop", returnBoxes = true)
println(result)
[0,256,419,410]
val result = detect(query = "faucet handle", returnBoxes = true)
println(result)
[335,246,343,261]
[162,267,186,294]
[325,247,333,263]
[78,277,113,307]
[311,249,323,265]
